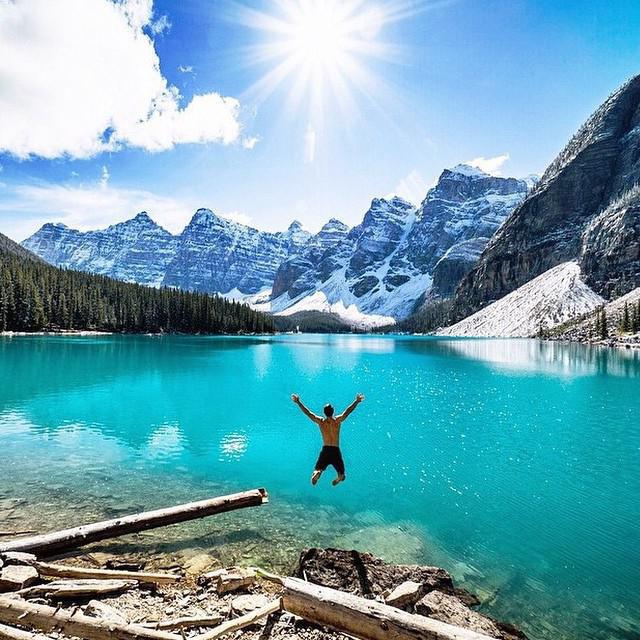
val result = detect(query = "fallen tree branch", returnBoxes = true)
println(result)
[0,622,54,640]
[0,596,180,640]
[34,562,180,585]
[141,614,224,631]
[20,579,138,599]
[197,599,282,640]
[281,577,497,640]
[0,489,268,557]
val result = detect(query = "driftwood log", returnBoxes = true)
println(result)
[280,577,497,640]
[0,596,180,640]
[0,489,268,557]
[20,579,137,599]
[0,622,54,640]
[141,613,224,631]
[34,562,180,585]
[199,599,282,640]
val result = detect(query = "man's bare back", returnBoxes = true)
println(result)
[291,393,364,486]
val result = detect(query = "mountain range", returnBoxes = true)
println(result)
[20,75,640,335]
[22,165,532,327]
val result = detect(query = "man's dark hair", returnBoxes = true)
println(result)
[323,404,334,417]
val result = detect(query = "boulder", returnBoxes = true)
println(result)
[416,590,503,639]
[296,548,454,597]
[216,568,256,595]
[0,564,39,591]
[384,580,424,609]
[183,553,217,576]
[0,551,37,566]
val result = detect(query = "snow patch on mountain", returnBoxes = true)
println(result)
[275,291,396,328]
[439,262,604,337]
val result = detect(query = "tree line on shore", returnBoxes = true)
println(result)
[0,251,274,334]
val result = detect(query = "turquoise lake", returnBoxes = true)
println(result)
[0,334,638,639]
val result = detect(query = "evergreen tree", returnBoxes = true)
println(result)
[620,302,630,333]
[0,251,275,335]
[600,307,608,339]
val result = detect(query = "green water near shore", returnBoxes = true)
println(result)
[1,334,638,639]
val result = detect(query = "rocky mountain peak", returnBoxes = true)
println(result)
[322,218,349,231]
[453,74,640,317]
[188,208,221,227]
[447,164,489,179]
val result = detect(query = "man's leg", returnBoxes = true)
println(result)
[331,449,346,486]
[312,448,328,486]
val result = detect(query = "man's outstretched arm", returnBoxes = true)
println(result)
[338,393,364,422]
[291,394,322,424]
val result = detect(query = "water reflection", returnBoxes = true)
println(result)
[397,337,640,377]
[144,424,185,460]
[219,432,248,460]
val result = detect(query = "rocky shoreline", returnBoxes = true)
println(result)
[0,546,527,640]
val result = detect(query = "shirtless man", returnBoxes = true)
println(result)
[291,393,364,486]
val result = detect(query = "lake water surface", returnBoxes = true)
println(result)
[0,335,638,639]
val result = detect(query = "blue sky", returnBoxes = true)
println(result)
[1,0,639,241]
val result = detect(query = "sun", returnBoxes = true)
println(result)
[281,3,353,70]
[235,0,396,118]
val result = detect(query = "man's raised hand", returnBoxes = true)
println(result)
[291,394,300,403]
[356,393,365,402]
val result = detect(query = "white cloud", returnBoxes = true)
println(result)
[466,153,510,176]
[220,211,253,226]
[393,169,429,205]
[242,136,260,150]
[0,180,201,240]
[0,0,242,159]
[304,125,317,164]
[178,64,194,74]
[149,13,171,35]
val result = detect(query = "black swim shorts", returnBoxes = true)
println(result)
[314,445,345,475]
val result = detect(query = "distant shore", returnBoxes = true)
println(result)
[1,330,114,337]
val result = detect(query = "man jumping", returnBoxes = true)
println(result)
[291,393,364,486]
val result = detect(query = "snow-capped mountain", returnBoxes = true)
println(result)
[264,166,530,325]
[454,75,640,318]
[22,210,311,294]
[162,209,310,294]
[21,164,530,327]
[22,212,178,287]
[439,262,604,337]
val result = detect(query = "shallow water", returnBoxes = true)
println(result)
[1,334,638,639]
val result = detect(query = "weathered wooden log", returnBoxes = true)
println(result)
[198,599,282,640]
[0,596,180,640]
[21,579,137,599]
[141,613,224,631]
[0,533,36,539]
[34,562,180,585]
[0,622,53,640]
[0,489,268,557]
[281,577,497,640]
